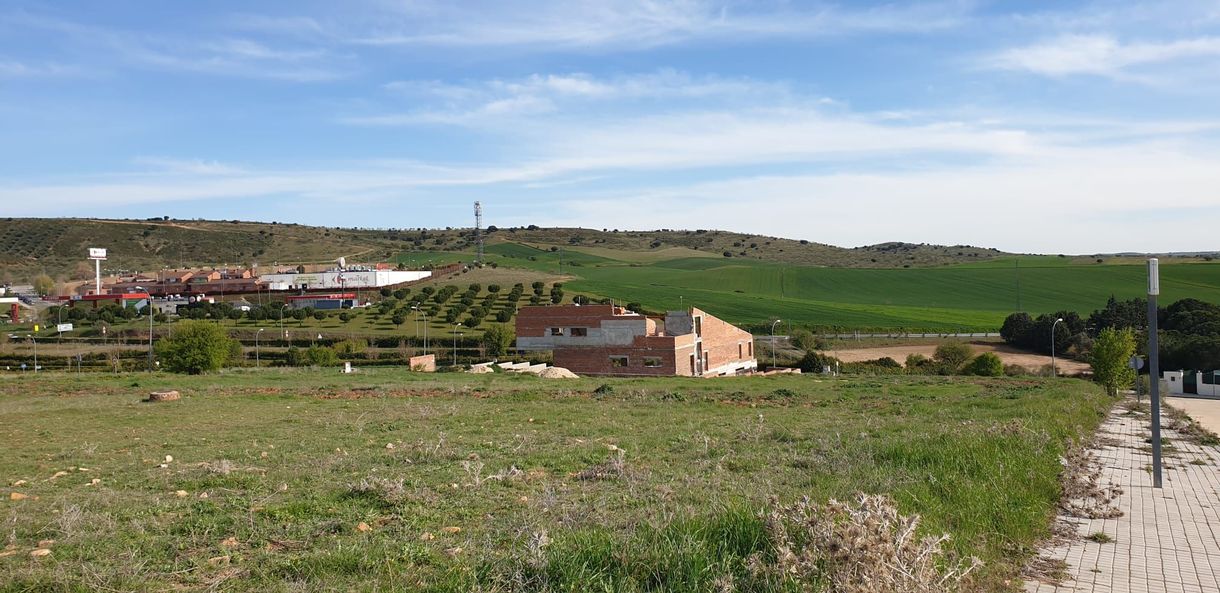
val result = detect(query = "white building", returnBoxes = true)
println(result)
[260,270,431,291]
[1164,370,1220,397]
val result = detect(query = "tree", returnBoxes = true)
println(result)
[312,310,327,321]
[482,324,514,357]
[391,312,406,327]
[32,274,55,296]
[339,311,353,323]
[963,352,1004,376]
[1092,327,1137,397]
[155,320,239,374]
[933,341,974,371]
[1000,312,1034,347]
[789,329,816,352]
[304,345,339,366]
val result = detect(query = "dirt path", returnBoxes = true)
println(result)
[827,341,1091,374]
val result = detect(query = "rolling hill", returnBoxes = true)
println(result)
[3,218,1218,331]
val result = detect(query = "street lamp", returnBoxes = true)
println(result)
[279,303,290,341]
[453,322,462,366]
[27,334,37,374]
[148,302,155,372]
[412,305,428,351]
[1050,317,1064,376]
[770,319,782,370]
[256,328,265,368]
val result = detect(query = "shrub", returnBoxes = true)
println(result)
[482,324,515,357]
[155,320,239,374]
[789,329,816,352]
[963,352,1004,376]
[798,351,839,374]
[304,346,339,367]
[934,341,974,371]
[1091,327,1136,395]
[333,339,368,356]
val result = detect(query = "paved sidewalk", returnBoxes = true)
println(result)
[1025,401,1220,593]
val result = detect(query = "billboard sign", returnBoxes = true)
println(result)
[57,323,74,333]
[88,247,108,260]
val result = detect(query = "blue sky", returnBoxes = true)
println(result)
[2,1,1219,254]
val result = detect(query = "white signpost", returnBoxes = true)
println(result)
[88,247,107,295]
[56,323,73,333]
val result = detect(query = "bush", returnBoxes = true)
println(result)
[303,346,339,367]
[933,341,974,371]
[155,320,239,374]
[798,351,839,374]
[789,329,816,352]
[334,339,368,356]
[482,324,515,357]
[963,352,1004,376]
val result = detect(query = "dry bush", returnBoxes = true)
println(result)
[204,459,235,475]
[349,476,407,505]
[1163,406,1220,446]
[750,493,980,593]
[1059,439,1123,519]
[574,449,626,481]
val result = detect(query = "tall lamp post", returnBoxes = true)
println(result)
[279,304,290,341]
[147,303,155,372]
[1148,258,1163,488]
[1050,317,1064,376]
[27,334,37,374]
[256,328,265,368]
[452,322,462,366]
[770,319,782,370]
[413,306,428,351]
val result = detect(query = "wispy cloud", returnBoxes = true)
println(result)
[984,34,1220,81]
[0,58,80,78]
[348,0,971,49]
[3,12,350,82]
[347,70,790,126]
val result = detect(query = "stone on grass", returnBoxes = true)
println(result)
[147,390,180,402]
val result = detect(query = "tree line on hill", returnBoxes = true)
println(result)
[1000,297,1220,371]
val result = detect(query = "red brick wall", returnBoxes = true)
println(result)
[516,304,637,338]
[693,308,755,373]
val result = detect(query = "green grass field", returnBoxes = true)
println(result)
[0,370,1110,591]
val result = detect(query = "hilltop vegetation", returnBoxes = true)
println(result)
[1,218,1009,281]
[5,218,1218,332]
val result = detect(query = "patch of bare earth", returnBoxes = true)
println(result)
[827,342,1091,374]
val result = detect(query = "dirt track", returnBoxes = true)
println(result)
[827,341,1091,374]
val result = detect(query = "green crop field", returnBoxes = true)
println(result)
[436,243,1220,332]
[0,369,1111,591]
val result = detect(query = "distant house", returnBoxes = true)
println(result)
[1164,370,1220,397]
[515,304,756,377]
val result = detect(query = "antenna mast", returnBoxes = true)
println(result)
[474,201,484,265]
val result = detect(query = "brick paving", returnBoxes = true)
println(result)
[1025,400,1220,593]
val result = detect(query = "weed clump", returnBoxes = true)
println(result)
[751,493,981,593]
[592,384,614,396]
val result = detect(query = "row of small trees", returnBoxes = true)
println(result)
[154,319,517,374]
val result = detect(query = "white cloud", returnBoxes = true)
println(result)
[516,145,1220,253]
[349,0,970,49]
[985,34,1220,80]
[0,58,80,78]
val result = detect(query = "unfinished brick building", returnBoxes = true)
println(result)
[515,304,757,377]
